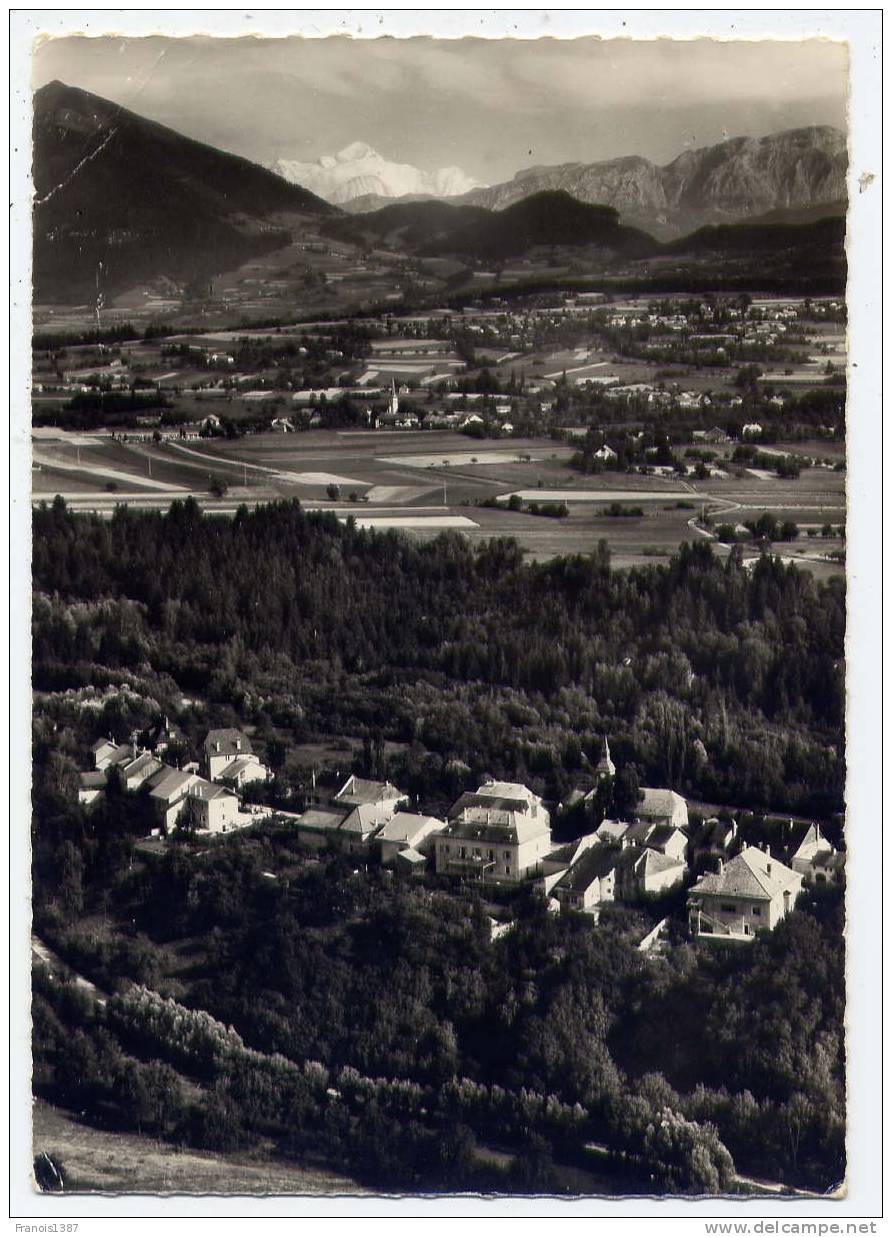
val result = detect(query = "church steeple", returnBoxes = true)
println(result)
[596,735,616,780]
[389,379,399,417]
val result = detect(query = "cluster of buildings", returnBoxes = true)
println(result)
[78,724,272,834]
[289,747,841,942]
[76,717,843,943]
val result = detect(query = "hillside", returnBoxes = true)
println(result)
[323,191,659,262]
[457,127,848,239]
[33,81,338,302]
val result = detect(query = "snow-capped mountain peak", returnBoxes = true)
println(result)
[270,143,484,205]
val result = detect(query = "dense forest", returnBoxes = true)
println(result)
[31,499,846,1194]
[33,498,844,816]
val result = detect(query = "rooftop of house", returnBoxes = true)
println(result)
[690,846,801,902]
[594,819,629,842]
[91,737,116,754]
[631,847,686,878]
[647,823,688,849]
[334,775,407,807]
[148,766,195,801]
[789,822,829,858]
[217,754,265,780]
[555,844,621,894]
[203,728,253,758]
[120,751,163,780]
[341,802,393,836]
[442,806,549,847]
[637,788,688,821]
[189,778,238,802]
[297,805,351,832]
[79,770,107,789]
[376,812,444,844]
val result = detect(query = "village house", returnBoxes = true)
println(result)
[687,846,803,941]
[202,729,255,781]
[78,770,107,807]
[145,715,186,757]
[186,778,242,833]
[214,752,271,788]
[593,444,618,463]
[435,780,551,884]
[552,845,619,917]
[635,788,689,830]
[334,775,409,817]
[118,750,164,792]
[619,847,687,898]
[538,832,601,894]
[788,823,845,885]
[376,812,446,864]
[147,766,199,832]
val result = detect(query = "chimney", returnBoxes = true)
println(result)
[236,739,241,752]
[716,857,723,876]
[215,741,220,753]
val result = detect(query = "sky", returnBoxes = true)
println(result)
[32,34,848,184]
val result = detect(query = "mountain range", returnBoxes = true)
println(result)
[31,82,847,304]
[33,80,335,302]
[455,126,847,238]
[271,141,481,205]
[341,127,847,240]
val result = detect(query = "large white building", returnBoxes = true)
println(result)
[434,780,551,883]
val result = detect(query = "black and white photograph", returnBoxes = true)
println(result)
[10,8,883,1222]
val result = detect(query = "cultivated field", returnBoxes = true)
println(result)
[31,427,845,576]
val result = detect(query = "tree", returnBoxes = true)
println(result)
[612,765,642,820]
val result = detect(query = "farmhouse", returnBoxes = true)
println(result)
[688,846,803,941]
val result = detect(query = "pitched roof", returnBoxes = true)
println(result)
[341,803,390,836]
[647,823,687,850]
[120,752,163,781]
[217,754,266,781]
[148,767,195,802]
[690,846,801,901]
[594,819,628,842]
[394,846,427,866]
[623,820,656,846]
[376,812,444,844]
[638,788,687,821]
[91,737,116,754]
[189,777,238,802]
[555,844,621,894]
[790,823,827,858]
[203,728,253,757]
[297,805,350,832]
[79,770,107,789]
[442,805,549,847]
[632,847,685,877]
[334,775,406,806]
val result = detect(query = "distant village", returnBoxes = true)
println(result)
[79,725,843,947]
[33,293,846,447]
